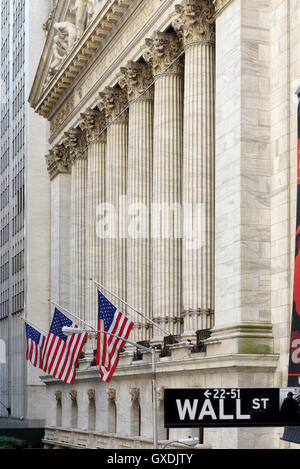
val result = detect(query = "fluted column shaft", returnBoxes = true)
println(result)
[86,138,106,328]
[173,0,216,341]
[98,88,128,313]
[119,62,154,343]
[70,155,87,322]
[182,43,215,336]
[144,32,183,341]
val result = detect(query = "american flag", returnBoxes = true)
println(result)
[96,290,134,383]
[25,322,46,369]
[42,308,88,384]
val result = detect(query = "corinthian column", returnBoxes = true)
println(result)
[119,61,154,343]
[80,109,107,356]
[65,128,87,323]
[172,0,215,342]
[143,32,184,341]
[98,87,128,312]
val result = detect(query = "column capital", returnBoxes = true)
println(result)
[64,127,87,162]
[107,388,116,402]
[46,143,71,180]
[98,87,128,123]
[87,389,96,401]
[79,108,107,143]
[118,61,153,101]
[172,0,215,46]
[143,31,183,76]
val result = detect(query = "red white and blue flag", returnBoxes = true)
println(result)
[282,89,300,444]
[96,290,134,383]
[42,308,87,384]
[25,322,46,370]
[287,91,300,386]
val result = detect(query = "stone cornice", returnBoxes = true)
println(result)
[30,0,134,119]
[40,353,279,383]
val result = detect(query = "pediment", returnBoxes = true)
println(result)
[29,0,133,119]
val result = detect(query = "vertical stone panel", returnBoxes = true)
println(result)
[208,0,273,355]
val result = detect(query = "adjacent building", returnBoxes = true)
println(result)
[0,0,50,429]
[25,0,300,449]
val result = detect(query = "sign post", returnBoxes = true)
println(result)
[164,388,300,428]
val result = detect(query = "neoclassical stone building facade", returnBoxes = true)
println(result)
[29,0,300,449]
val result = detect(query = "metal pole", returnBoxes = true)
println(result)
[49,299,98,332]
[90,278,174,338]
[152,347,158,450]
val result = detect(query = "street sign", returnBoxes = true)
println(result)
[164,387,300,428]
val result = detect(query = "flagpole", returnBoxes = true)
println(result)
[18,315,48,336]
[48,299,98,332]
[89,278,176,339]
[62,326,159,449]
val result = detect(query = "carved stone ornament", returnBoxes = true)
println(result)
[98,87,128,123]
[106,388,116,401]
[69,389,77,401]
[55,390,62,402]
[50,22,77,75]
[63,127,86,161]
[212,0,231,14]
[71,0,98,40]
[157,387,165,401]
[79,108,107,142]
[48,1,98,76]
[172,0,215,45]
[43,0,58,34]
[118,61,153,101]
[87,389,96,401]
[143,31,183,76]
[130,387,140,402]
[46,144,70,179]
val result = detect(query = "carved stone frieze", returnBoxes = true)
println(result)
[46,144,71,180]
[172,0,215,45]
[118,61,153,101]
[79,108,107,143]
[143,32,183,76]
[34,1,134,118]
[50,93,75,136]
[98,87,128,123]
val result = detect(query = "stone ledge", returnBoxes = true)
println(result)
[43,427,212,449]
[40,352,280,384]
